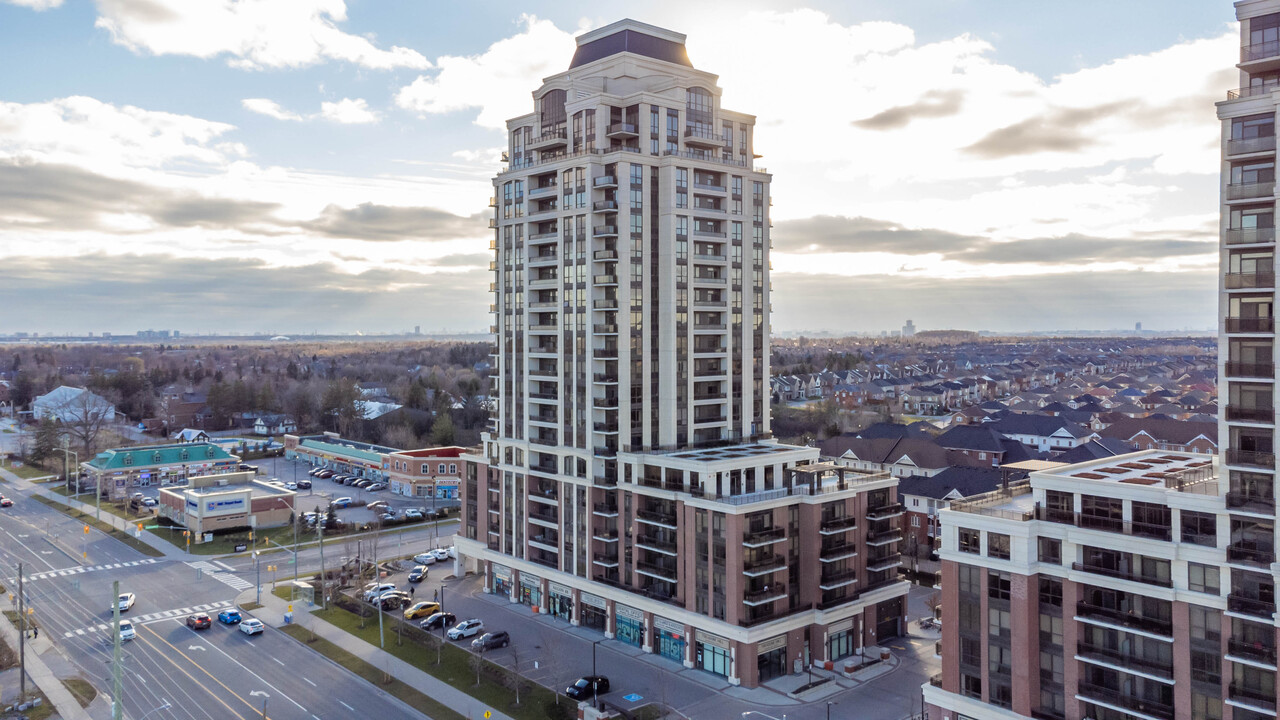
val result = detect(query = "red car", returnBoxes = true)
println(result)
[186,613,211,630]
[0,496,12,507]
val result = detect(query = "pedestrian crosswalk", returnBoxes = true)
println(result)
[28,558,158,581]
[61,600,234,638]
[184,561,254,591]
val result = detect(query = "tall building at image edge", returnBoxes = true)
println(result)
[452,19,910,688]
[923,4,1280,720]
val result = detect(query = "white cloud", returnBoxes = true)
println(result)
[3,0,63,9]
[396,14,580,129]
[92,0,431,70]
[242,98,303,121]
[320,98,378,124]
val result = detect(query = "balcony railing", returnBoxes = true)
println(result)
[1076,641,1173,678]
[1071,562,1171,587]
[743,526,786,546]
[1228,489,1276,510]
[636,508,677,526]
[592,503,619,517]
[867,553,902,572]
[1227,182,1277,201]
[1075,601,1173,636]
[819,516,858,535]
[1228,227,1277,245]
[592,553,620,567]
[743,582,787,605]
[1035,508,1172,541]
[1230,638,1279,665]
[636,533,678,553]
[636,560,678,581]
[1226,270,1277,289]
[1227,361,1277,378]
[1230,682,1278,712]
[1227,317,1276,333]
[1227,406,1276,423]
[606,122,638,137]
[1230,136,1279,156]
[1077,682,1173,720]
[1243,40,1280,63]
[528,508,558,524]
[743,554,786,574]
[1228,592,1276,619]
[1227,449,1277,469]
[1230,86,1280,100]
[819,568,858,589]
[1228,542,1276,566]
[592,175,617,188]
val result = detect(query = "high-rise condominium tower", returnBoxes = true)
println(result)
[454,19,909,689]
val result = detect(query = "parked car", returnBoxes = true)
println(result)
[447,619,483,640]
[426,548,449,562]
[565,676,611,700]
[354,480,373,489]
[402,508,423,520]
[113,593,136,612]
[239,618,265,636]
[141,497,157,507]
[362,583,397,602]
[119,619,136,641]
[407,565,429,583]
[447,545,457,559]
[366,500,389,511]
[472,631,510,652]
[331,497,353,509]
[318,470,334,479]
[186,613,212,630]
[376,591,412,610]
[296,479,312,489]
[308,468,320,476]
[420,612,456,631]
[403,601,441,620]
[412,553,437,566]
[367,483,387,491]
[283,482,298,491]
[218,609,242,625]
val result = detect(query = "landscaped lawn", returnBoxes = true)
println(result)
[2,463,58,481]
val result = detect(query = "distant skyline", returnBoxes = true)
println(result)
[0,0,1228,334]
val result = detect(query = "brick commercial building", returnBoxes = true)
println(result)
[455,19,908,689]
[283,433,395,482]
[385,446,467,499]
[81,442,240,501]
[157,470,296,537]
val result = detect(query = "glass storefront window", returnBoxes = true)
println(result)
[828,629,854,661]
[616,616,644,647]
[697,641,731,677]
[657,629,685,663]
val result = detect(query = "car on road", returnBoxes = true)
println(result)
[296,479,311,489]
[239,618,264,636]
[362,583,397,602]
[113,593,136,612]
[565,676,610,700]
[447,619,483,640]
[330,497,353,509]
[0,496,11,508]
[218,609,242,625]
[472,631,510,652]
[186,613,212,630]
[402,508,423,520]
[420,612,456,631]
[412,553,437,566]
[403,601,441,620]
[426,548,450,562]
[407,565,429,583]
[119,620,136,641]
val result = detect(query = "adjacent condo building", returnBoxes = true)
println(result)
[925,3,1280,719]
[454,19,909,688]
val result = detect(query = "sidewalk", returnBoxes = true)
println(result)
[0,466,187,560]
[243,588,516,720]
[0,584,94,720]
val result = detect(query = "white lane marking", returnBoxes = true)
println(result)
[340,701,354,711]
[272,658,285,666]
[28,558,157,580]
[303,678,316,687]
[213,561,236,571]
[2,528,57,570]
[177,625,307,711]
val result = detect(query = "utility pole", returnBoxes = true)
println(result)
[17,563,25,701]
[374,536,384,649]
[317,520,326,610]
[112,579,122,720]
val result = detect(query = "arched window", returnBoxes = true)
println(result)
[540,89,566,129]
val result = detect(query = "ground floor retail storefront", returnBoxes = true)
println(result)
[471,554,908,689]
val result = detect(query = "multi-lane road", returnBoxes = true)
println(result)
[0,479,431,720]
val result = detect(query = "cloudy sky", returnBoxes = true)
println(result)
[0,0,1232,335]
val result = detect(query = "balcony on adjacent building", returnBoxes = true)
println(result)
[1076,641,1173,680]
[818,568,858,591]
[742,526,786,547]
[1228,361,1277,378]
[636,559,678,582]
[866,503,905,520]
[592,502,619,517]
[683,126,727,148]
[1228,541,1276,567]
[819,542,858,563]
[606,122,638,139]
[1230,682,1278,713]
[592,552,620,568]
[1070,561,1172,588]
[1243,40,1280,64]
[529,128,568,151]
[1227,449,1277,469]
[1226,270,1277,289]
[1228,592,1276,619]
[636,507,678,528]
[592,175,617,188]
[1229,638,1279,666]
[819,516,858,534]
[1075,601,1173,636]
[743,582,787,606]
[1227,316,1276,333]
[593,225,618,238]
[1227,405,1276,423]
[592,200,618,212]
[1076,682,1173,720]
[1228,181,1277,202]
[528,506,558,525]
[1230,135,1279,156]
[743,553,786,576]
[867,553,903,573]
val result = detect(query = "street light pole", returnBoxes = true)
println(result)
[592,638,604,710]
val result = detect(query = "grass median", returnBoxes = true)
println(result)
[305,602,573,720]
[30,495,164,558]
[279,625,466,720]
